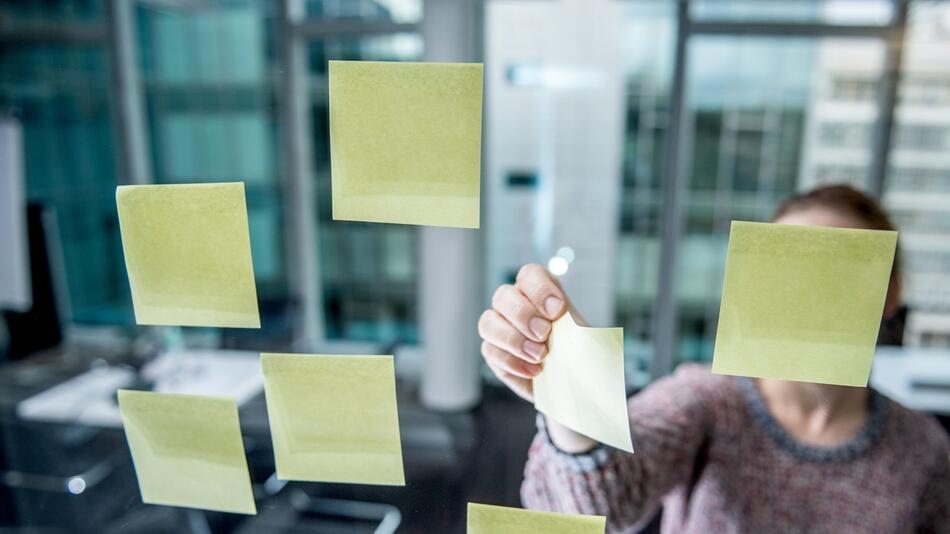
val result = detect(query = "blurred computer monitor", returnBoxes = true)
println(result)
[3,204,70,361]
[0,117,30,312]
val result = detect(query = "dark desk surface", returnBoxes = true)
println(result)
[0,346,537,533]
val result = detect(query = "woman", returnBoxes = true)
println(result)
[477,185,949,533]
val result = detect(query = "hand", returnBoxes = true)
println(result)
[478,263,567,401]
[478,264,598,453]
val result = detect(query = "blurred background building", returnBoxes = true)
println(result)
[488,0,950,388]
[1,0,949,532]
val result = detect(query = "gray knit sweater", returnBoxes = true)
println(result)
[521,364,950,533]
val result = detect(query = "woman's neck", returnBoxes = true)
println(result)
[756,378,870,447]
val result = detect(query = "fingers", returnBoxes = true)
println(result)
[515,263,568,320]
[477,262,573,403]
[492,284,552,343]
[478,309,547,363]
[486,360,534,402]
[481,341,542,379]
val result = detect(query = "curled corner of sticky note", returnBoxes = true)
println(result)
[535,310,633,454]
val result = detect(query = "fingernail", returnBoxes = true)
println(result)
[522,362,542,376]
[523,340,545,360]
[544,297,563,317]
[529,317,550,340]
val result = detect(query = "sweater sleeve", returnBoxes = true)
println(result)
[916,445,950,533]
[520,364,717,532]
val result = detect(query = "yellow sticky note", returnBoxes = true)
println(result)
[261,353,405,485]
[533,312,633,453]
[117,390,256,515]
[467,503,606,534]
[116,182,260,328]
[712,221,897,386]
[329,60,483,228]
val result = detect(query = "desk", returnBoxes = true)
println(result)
[16,349,264,427]
[0,344,512,534]
[870,347,950,416]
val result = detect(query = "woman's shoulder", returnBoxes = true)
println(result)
[667,362,740,390]
[643,363,744,407]
[878,393,950,458]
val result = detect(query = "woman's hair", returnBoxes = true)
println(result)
[772,184,900,276]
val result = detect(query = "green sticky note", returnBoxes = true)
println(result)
[261,353,405,485]
[329,60,483,228]
[116,182,260,328]
[117,390,256,515]
[533,312,633,453]
[467,503,606,534]
[712,221,898,387]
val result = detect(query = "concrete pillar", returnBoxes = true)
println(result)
[419,0,483,411]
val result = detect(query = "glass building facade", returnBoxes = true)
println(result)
[2,0,950,373]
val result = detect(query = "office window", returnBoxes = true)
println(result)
[309,33,423,344]
[818,122,872,148]
[830,77,879,101]
[895,125,948,152]
[614,1,676,385]
[690,0,894,26]
[671,35,885,365]
[306,0,422,22]
[0,13,130,324]
[883,0,950,349]
[813,164,867,187]
[0,0,103,23]
[899,75,950,105]
[135,1,290,348]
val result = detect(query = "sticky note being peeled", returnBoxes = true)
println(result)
[467,503,606,534]
[261,353,405,485]
[712,221,897,386]
[533,312,633,453]
[116,182,260,328]
[117,390,256,515]
[329,60,483,228]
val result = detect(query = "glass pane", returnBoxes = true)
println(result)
[674,36,885,365]
[0,0,104,23]
[138,1,290,338]
[882,1,950,348]
[310,34,423,344]
[306,0,422,23]
[691,0,893,26]
[616,0,677,388]
[487,0,674,389]
[0,41,128,324]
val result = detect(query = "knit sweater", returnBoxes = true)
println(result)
[521,364,950,533]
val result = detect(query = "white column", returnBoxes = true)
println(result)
[419,0,483,410]
[0,118,30,311]
[278,0,324,349]
[106,0,152,185]
[484,0,625,327]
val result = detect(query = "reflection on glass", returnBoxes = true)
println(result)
[311,34,423,344]
[883,2,950,348]
[675,36,885,365]
[616,0,676,387]
[691,0,893,26]
[306,0,423,23]
[0,41,127,323]
[139,1,287,311]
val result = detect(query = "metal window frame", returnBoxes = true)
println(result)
[4,0,422,347]
[650,0,909,378]
[9,0,913,362]
[276,0,325,349]
[277,1,424,349]
[1,2,154,187]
